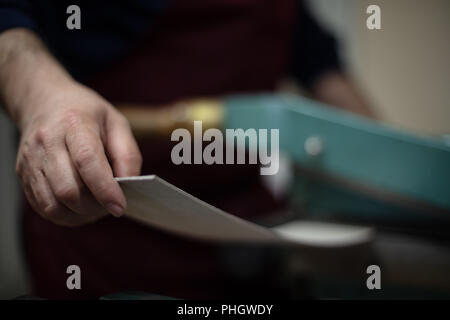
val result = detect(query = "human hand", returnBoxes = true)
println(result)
[15,81,142,226]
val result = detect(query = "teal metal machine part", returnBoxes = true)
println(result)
[223,94,450,299]
[223,94,450,219]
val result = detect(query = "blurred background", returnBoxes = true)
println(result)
[0,0,449,298]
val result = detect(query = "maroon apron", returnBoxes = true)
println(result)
[24,0,296,299]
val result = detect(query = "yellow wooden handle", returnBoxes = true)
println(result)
[117,98,224,137]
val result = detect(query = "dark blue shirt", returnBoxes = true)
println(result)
[0,0,341,88]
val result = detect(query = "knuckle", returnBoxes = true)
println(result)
[20,142,33,162]
[29,173,38,186]
[64,109,83,128]
[54,185,79,204]
[74,145,97,169]
[41,203,61,220]
[34,127,53,147]
[124,151,142,166]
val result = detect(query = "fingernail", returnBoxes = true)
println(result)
[106,203,124,217]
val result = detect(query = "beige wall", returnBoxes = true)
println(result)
[311,0,450,135]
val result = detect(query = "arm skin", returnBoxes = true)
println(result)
[0,28,142,226]
[311,70,377,119]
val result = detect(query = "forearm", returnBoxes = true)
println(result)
[311,71,377,119]
[0,28,74,130]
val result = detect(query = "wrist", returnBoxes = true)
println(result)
[0,28,75,130]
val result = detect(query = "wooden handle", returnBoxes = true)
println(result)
[117,98,225,137]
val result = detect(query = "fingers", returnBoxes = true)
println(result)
[26,168,83,227]
[42,140,108,220]
[22,180,40,214]
[65,119,127,217]
[17,138,96,227]
[106,112,142,177]
[17,141,69,224]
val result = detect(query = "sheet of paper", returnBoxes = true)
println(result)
[116,175,373,248]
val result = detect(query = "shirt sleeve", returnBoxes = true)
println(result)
[290,1,342,90]
[0,0,37,33]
